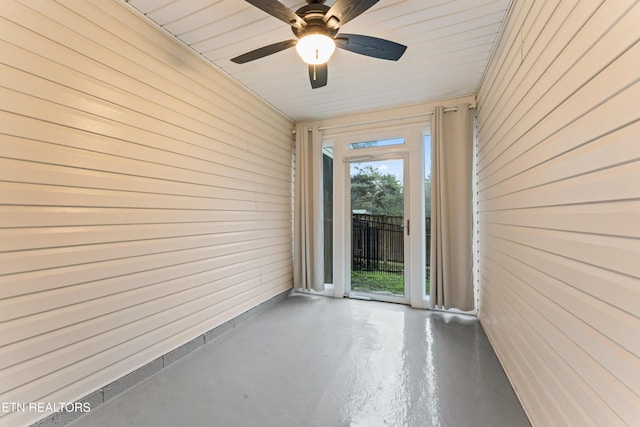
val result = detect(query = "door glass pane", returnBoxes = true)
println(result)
[350,159,404,297]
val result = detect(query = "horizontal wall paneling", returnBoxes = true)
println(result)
[0,1,294,426]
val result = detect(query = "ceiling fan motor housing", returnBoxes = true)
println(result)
[292,3,339,39]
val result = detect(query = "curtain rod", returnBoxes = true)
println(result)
[315,104,475,132]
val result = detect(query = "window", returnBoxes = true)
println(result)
[348,137,404,150]
[323,146,333,284]
[424,134,431,295]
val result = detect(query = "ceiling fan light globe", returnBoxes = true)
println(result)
[296,34,336,65]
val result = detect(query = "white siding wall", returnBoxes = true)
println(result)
[0,1,293,425]
[476,1,640,426]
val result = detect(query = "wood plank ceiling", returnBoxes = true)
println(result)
[124,0,511,121]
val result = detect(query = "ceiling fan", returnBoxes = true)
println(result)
[231,0,407,89]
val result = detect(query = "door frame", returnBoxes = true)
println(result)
[327,126,426,307]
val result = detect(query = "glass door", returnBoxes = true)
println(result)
[348,157,409,304]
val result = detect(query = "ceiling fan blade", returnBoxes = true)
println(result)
[324,0,379,29]
[309,63,328,89]
[335,34,407,61]
[244,0,306,29]
[231,39,297,64]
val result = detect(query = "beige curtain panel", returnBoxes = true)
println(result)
[293,125,325,292]
[430,105,474,311]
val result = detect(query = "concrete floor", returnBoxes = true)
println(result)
[69,293,531,427]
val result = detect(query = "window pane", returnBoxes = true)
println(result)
[323,146,333,284]
[424,134,431,295]
[348,138,404,150]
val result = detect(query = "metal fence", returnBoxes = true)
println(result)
[352,214,431,274]
[352,215,404,273]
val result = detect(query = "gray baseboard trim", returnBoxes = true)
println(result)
[30,288,292,427]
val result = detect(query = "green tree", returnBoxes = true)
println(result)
[425,173,431,217]
[351,165,403,215]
